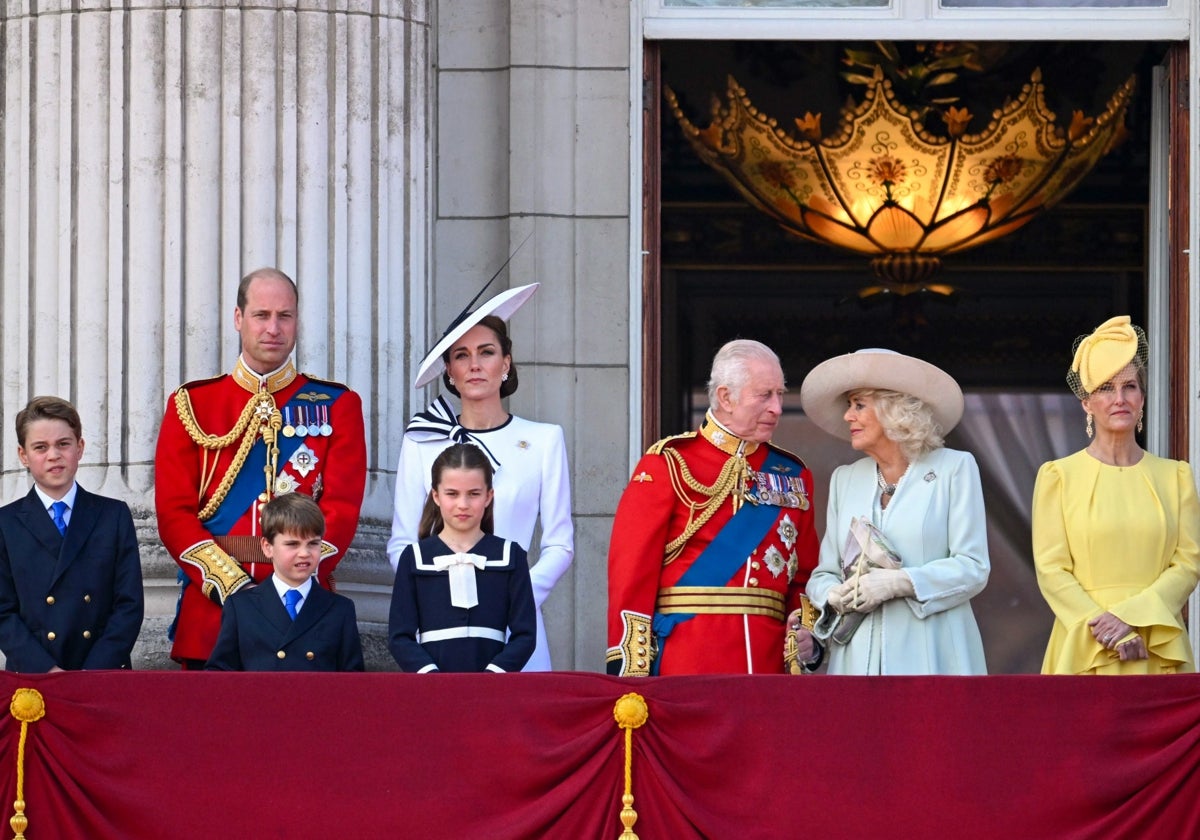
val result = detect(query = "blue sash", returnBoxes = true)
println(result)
[651,448,795,673]
[202,381,345,534]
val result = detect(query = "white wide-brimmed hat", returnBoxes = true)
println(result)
[799,349,964,441]
[413,283,539,388]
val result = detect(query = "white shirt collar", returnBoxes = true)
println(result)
[271,573,313,601]
[34,482,78,512]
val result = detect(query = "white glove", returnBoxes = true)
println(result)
[826,578,859,615]
[852,569,914,613]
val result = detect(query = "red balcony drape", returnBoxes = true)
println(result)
[1,672,1198,839]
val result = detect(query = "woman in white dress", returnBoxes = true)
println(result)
[801,349,990,675]
[387,283,574,672]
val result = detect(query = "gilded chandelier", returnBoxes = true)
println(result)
[666,60,1135,293]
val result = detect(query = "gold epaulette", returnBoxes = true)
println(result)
[646,431,697,456]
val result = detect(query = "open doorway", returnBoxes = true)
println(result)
[652,40,1175,673]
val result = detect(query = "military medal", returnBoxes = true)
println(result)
[282,407,296,438]
[288,443,319,477]
[319,405,333,437]
[294,406,309,437]
[749,469,809,509]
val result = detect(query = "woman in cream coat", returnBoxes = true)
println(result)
[802,350,990,675]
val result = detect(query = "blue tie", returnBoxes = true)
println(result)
[284,589,302,620]
[51,501,69,536]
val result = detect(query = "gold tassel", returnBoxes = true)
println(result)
[8,688,46,840]
[613,693,649,839]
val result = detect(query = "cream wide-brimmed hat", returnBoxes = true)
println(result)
[413,283,539,388]
[799,349,964,441]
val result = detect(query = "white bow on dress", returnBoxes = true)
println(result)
[432,552,487,609]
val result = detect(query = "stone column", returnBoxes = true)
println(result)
[435,0,632,670]
[0,0,429,666]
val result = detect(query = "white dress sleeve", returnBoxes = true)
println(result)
[528,423,574,608]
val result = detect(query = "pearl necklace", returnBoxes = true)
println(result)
[876,464,899,496]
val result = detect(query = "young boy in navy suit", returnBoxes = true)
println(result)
[0,396,144,672]
[206,493,364,671]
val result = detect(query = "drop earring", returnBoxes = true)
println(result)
[502,373,509,382]
[1137,410,1144,434]
[1086,413,1094,439]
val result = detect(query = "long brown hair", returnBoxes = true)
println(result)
[417,443,497,539]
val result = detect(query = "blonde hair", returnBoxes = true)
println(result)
[852,388,944,461]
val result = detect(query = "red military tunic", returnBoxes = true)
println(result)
[155,357,367,663]
[606,412,818,676]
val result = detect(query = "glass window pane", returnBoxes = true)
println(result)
[942,0,1165,7]
[664,0,889,8]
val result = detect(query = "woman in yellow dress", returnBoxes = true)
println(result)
[1033,316,1200,674]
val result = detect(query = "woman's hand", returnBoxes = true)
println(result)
[1117,636,1149,661]
[852,569,914,612]
[826,579,858,615]
[1087,612,1134,650]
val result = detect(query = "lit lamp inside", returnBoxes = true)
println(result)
[666,66,1135,297]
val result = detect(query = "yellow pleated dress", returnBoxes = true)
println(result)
[1032,449,1200,674]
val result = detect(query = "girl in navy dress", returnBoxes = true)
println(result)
[388,443,536,672]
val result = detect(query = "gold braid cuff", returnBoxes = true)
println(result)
[180,540,252,604]
[606,610,655,677]
[174,388,282,521]
[785,595,820,675]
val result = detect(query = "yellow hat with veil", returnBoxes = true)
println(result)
[1067,316,1148,399]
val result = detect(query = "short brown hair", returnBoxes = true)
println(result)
[237,267,298,311]
[15,396,82,447]
[261,493,325,542]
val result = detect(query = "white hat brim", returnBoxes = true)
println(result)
[799,349,964,441]
[414,283,540,388]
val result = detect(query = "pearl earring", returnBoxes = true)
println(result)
[1086,413,1093,439]
[448,377,455,386]
[502,373,509,382]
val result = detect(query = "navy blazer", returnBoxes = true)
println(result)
[205,579,364,672]
[0,485,144,672]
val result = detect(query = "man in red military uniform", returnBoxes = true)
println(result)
[607,339,820,676]
[155,268,367,668]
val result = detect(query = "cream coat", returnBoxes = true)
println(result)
[807,447,990,675]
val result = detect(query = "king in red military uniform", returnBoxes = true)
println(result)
[606,340,820,676]
[155,268,367,667]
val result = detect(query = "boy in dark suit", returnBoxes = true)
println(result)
[206,493,364,671]
[0,396,144,672]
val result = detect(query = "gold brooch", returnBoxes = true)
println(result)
[633,472,653,483]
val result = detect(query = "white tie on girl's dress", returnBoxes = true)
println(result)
[432,552,487,609]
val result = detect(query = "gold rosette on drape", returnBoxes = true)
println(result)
[8,688,46,839]
[613,693,649,839]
